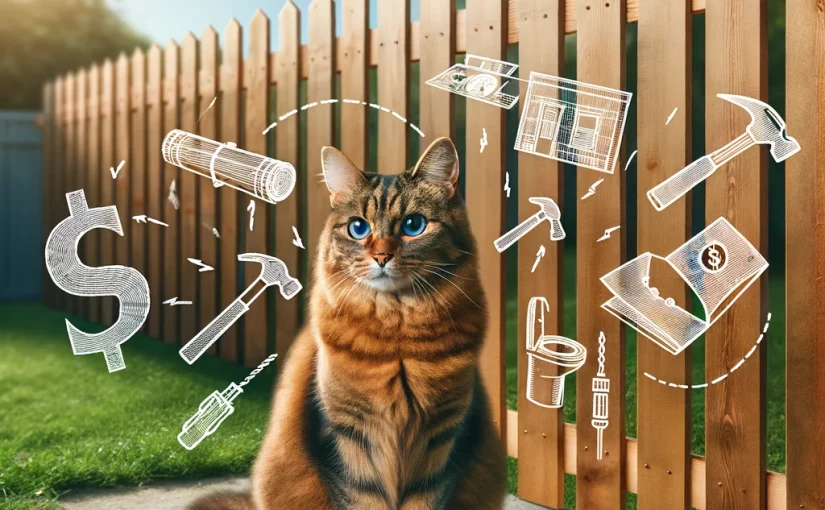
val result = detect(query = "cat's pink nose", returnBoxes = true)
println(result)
[373,253,393,268]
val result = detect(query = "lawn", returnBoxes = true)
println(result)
[1,261,786,509]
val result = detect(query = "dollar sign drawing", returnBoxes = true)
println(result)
[708,244,722,271]
[45,190,150,372]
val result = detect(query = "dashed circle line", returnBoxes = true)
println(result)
[261,98,425,138]
[643,312,771,390]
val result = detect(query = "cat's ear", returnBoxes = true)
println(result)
[409,137,460,198]
[321,146,365,206]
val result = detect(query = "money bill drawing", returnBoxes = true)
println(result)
[45,190,150,372]
[600,217,768,355]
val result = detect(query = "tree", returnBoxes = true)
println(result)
[0,0,149,109]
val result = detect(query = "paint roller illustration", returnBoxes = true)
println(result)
[162,129,296,204]
[525,297,587,408]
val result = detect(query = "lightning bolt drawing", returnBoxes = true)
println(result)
[504,172,511,198]
[480,128,488,153]
[196,96,218,125]
[168,180,180,210]
[212,228,220,239]
[292,226,305,249]
[581,178,604,200]
[187,258,215,272]
[163,297,193,306]
[597,226,621,243]
[132,215,169,227]
[247,200,255,231]
[665,107,679,125]
[531,245,546,273]
[624,150,638,172]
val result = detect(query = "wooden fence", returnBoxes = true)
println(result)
[38,0,825,508]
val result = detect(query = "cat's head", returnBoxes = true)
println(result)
[319,137,476,294]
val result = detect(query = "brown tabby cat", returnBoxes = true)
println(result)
[191,137,506,510]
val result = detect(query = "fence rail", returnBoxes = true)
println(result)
[39,0,825,508]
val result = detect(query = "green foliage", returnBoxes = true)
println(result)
[0,0,149,110]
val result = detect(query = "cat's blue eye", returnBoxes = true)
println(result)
[401,214,427,237]
[347,218,371,240]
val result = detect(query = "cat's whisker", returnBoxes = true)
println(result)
[418,268,482,310]
[334,278,361,319]
[419,263,469,280]
[416,273,458,333]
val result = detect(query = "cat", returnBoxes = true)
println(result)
[190,137,506,510]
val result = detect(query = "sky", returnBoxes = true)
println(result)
[107,0,422,51]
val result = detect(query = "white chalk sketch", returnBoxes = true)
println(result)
[178,354,278,450]
[162,130,296,205]
[591,331,610,461]
[132,214,168,227]
[514,72,632,174]
[196,96,218,125]
[504,172,511,198]
[426,54,520,110]
[45,190,150,372]
[581,178,604,200]
[531,245,546,273]
[168,180,180,210]
[597,226,621,243]
[292,226,305,249]
[212,228,220,239]
[665,107,679,125]
[247,200,255,231]
[647,94,800,211]
[110,160,125,179]
[601,217,768,355]
[525,297,586,408]
[624,149,638,172]
[179,254,301,364]
[163,297,192,306]
[494,197,564,253]
[187,258,214,273]
[480,128,488,153]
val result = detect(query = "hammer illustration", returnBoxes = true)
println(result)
[494,197,564,253]
[648,94,800,211]
[180,253,301,365]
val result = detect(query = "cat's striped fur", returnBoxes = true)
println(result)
[190,138,506,510]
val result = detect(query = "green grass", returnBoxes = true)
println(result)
[0,302,275,508]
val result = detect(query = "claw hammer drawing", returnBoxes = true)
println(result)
[180,253,301,364]
[648,94,800,211]
[494,197,564,253]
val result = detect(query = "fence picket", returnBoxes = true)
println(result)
[130,49,147,333]
[464,0,507,440]
[99,60,116,326]
[41,82,56,307]
[75,70,88,318]
[574,0,627,507]
[244,11,271,367]
[515,1,565,506]
[162,41,181,344]
[62,74,76,313]
[786,0,825,506]
[218,20,242,363]
[636,0,692,507]
[199,27,219,355]
[340,0,367,167]
[418,0,455,145]
[114,54,132,326]
[146,45,163,338]
[179,33,200,344]
[306,0,334,289]
[377,0,410,171]
[704,0,767,507]
[274,2,301,359]
[86,65,101,322]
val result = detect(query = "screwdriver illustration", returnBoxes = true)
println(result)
[591,331,610,460]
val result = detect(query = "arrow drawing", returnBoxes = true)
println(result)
[292,226,305,249]
[132,215,169,227]
[531,245,546,273]
[110,160,125,179]
[597,226,621,243]
[581,178,604,200]
[163,297,193,306]
[197,96,218,125]
[504,172,511,198]
[247,200,255,232]
[187,258,214,272]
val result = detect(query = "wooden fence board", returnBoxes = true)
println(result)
[515,0,565,507]
[130,49,147,333]
[418,0,455,146]
[55,76,65,310]
[340,0,368,167]
[162,41,181,344]
[41,82,56,307]
[786,0,825,506]
[274,2,301,359]
[377,0,409,171]
[636,0,692,507]
[146,45,163,338]
[199,27,219,355]
[114,54,131,326]
[306,0,334,288]
[179,33,199,344]
[704,1,767,508]
[63,73,76,314]
[575,0,627,507]
[99,61,116,326]
[464,0,507,439]
[244,11,271,367]
[86,65,101,323]
[75,70,88,318]
[219,20,242,362]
